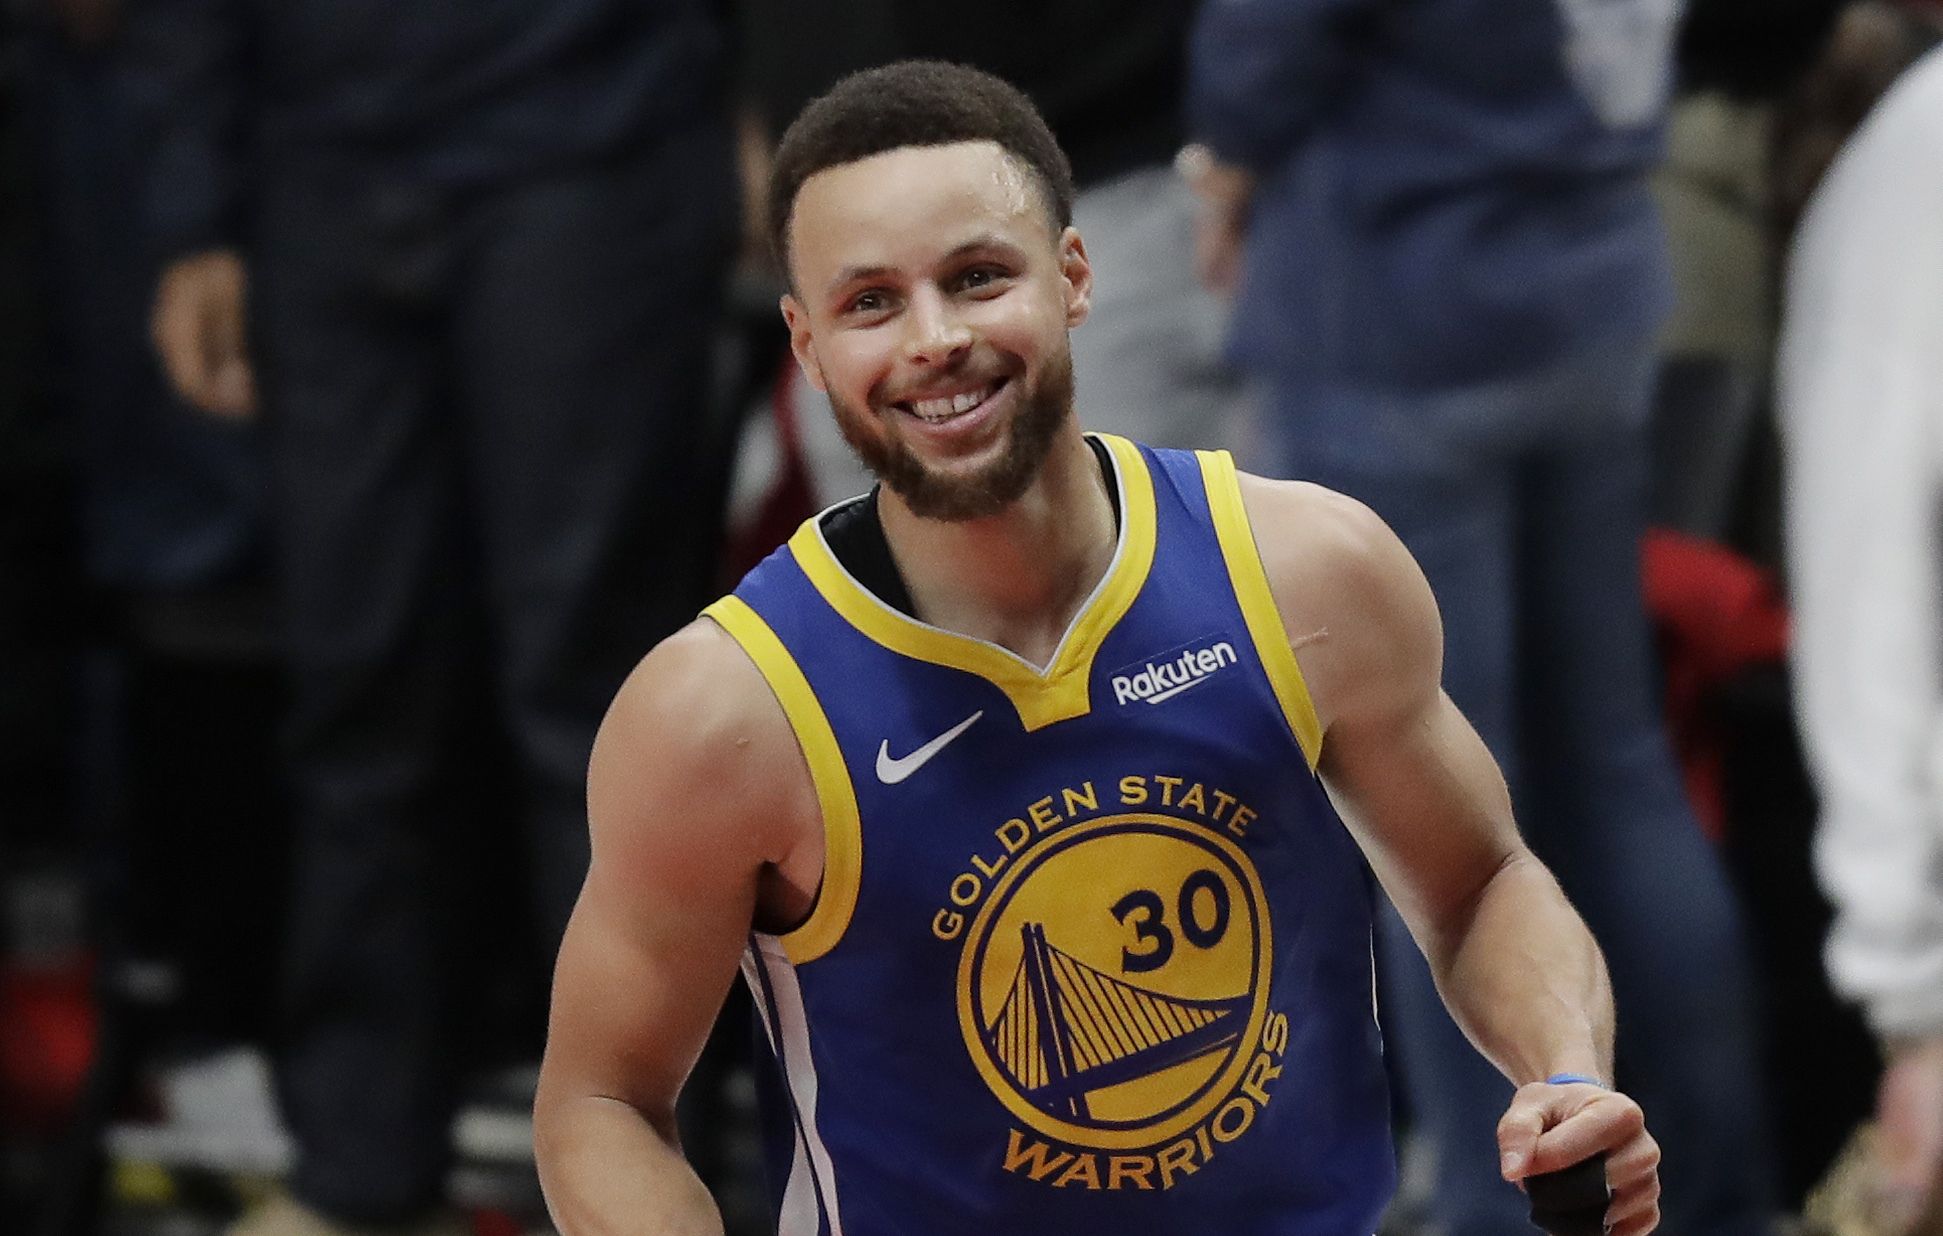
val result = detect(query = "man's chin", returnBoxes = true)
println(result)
[883,456,1035,522]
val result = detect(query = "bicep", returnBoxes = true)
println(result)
[539,625,812,1123]
[543,847,755,1126]
[1240,475,1523,946]
[1319,690,1522,954]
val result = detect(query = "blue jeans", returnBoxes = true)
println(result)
[1265,343,1772,1236]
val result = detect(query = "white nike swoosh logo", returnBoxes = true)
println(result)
[876,710,984,785]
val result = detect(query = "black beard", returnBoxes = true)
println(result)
[830,352,1074,522]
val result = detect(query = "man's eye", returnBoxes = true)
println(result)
[850,291,886,313]
[960,267,998,290]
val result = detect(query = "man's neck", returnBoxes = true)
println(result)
[877,427,1118,671]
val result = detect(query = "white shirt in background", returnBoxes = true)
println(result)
[1782,46,1943,1039]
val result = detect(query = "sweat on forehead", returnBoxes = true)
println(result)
[767,60,1076,278]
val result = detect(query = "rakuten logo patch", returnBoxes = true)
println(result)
[1111,640,1239,706]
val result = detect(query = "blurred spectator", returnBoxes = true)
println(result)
[32,0,286,1062]
[10,12,300,1233]
[737,0,1247,456]
[1649,3,1896,1211]
[1773,2,1943,244]
[1186,2,1774,1235]
[1650,0,1842,545]
[1781,42,1943,1234]
[121,0,738,1232]
[0,4,91,1222]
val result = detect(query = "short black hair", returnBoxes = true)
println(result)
[768,60,1077,280]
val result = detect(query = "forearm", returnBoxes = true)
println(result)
[1427,854,1613,1086]
[1325,691,1614,1085]
[1176,145,1255,294]
[1262,486,1655,1217]
[534,1090,723,1236]
[1187,0,1369,170]
[120,0,250,260]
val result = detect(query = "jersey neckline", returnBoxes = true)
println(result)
[786,433,1158,732]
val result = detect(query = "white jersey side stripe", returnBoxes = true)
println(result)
[740,949,819,1236]
[744,935,846,1236]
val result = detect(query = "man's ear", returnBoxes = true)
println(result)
[780,294,829,392]
[1059,227,1093,329]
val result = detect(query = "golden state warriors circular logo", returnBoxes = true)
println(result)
[957,814,1273,1152]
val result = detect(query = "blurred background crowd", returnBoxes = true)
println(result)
[3,0,1943,1235]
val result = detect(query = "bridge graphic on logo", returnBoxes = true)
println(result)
[985,922,1249,1122]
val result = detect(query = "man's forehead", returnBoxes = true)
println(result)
[787,142,1055,279]
[800,139,1037,205]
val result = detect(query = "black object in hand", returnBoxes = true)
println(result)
[1526,1152,1609,1236]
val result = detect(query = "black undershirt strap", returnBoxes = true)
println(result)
[821,491,916,616]
[822,436,1122,618]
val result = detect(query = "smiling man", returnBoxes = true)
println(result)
[531,61,1661,1236]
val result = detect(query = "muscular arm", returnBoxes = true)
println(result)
[1254,478,1610,1083]
[534,620,821,1236]
[1240,475,1658,1231]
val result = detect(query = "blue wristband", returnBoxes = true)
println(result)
[1545,1073,1606,1088]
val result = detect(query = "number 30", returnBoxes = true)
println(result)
[1111,870,1232,973]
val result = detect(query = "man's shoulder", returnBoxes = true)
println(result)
[587,614,819,906]
[1228,470,1443,735]
[1230,471,1398,587]
[593,616,802,811]
[607,616,771,731]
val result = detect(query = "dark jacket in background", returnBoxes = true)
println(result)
[1191,0,1677,389]
[112,2,740,1223]
[739,0,1196,189]
[126,0,727,257]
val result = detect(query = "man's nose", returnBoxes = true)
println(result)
[903,286,971,365]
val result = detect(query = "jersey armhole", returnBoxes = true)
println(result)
[701,595,861,964]
[1194,451,1327,771]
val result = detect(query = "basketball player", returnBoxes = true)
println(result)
[532,62,1660,1236]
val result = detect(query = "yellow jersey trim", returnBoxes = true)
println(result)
[785,433,1158,733]
[1197,450,1325,770]
[702,595,861,965]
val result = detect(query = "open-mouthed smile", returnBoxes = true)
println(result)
[895,378,1007,424]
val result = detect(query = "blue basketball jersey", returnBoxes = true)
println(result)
[704,436,1394,1236]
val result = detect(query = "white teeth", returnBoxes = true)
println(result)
[908,384,991,423]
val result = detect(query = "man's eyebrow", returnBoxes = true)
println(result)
[827,264,893,294]
[944,234,1024,261]
[824,235,1027,296]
